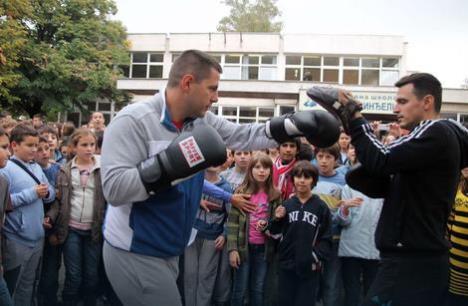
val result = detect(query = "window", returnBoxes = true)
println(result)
[285,55,400,86]
[225,55,241,64]
[304,56,321,66]
[216,106,277,123]
[223,66,241,80]
[239,106,257,118]
[149,66,163,78]
[132,52,147,63]
[343,58,359,67]
[223,55,241,80]
[343,70,359,85]
[362,70,379,86]
[258,108,274,118]
[279,105,295,115]
[150,53,163,62]
[382,58,399,68]
[129,52,164,79]
[303,68,320,81]
[262,56,276,65]
[97,101,111,111]
[381,57,399,86]
[380,70,399,86]
[221,106,237,117]
[323,56,339,66]
[323,69,339,83]
[285,68,301,81]
[362,58,379,68]
[131,65,147,78]
[222,54,277,81]
[286,56,301,65]
[87,102,97,111]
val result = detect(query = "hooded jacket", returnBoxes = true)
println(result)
[269,194,332,278]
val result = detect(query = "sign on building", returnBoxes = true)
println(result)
[299,89,396,115]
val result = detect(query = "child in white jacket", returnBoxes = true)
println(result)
[336,185,384,306]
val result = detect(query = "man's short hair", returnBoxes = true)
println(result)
[10,124,38,144]
[167,50,222,88]
[33,114,43,120]
[395,73,442,113]
[314,143,340,161]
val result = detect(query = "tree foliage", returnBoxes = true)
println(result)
[0,0,130,117]
[217,0,282,32]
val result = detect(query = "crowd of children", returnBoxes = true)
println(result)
[0,110,466,306]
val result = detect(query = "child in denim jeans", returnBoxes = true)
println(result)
[47,128,105,306]
[227,153,281,306]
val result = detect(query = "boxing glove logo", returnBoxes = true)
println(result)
[179,136,206,168]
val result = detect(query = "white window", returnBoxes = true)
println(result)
[284,55,400,86]
[129,52,164,79]
[222,54,277,81]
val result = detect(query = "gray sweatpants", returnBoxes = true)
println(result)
[4,237,44,306]
[184,236,221,306]
[103,241,181,306]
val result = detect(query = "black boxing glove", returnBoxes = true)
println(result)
[345,163,389,198]
[266,110,340,148]
[306,86,362,134]
[138,125,227,193]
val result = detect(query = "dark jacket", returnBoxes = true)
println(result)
[47,157,106,244]
[269,194,332,278]
[350,118,468,255]
[0,175,11,270]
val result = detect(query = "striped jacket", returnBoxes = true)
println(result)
[448,183,468,296]
[350,118,468,254]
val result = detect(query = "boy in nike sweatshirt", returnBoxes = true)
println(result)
[269,160,332,306]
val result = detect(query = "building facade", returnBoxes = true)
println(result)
[83,32,468,126]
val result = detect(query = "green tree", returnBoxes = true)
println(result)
[0,0,30,107]
[0,0,130,117]
[217,0,283,32]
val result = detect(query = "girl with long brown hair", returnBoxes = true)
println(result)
[227,152,281,306]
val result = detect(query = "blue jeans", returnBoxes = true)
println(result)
[62,228,101,303]
[0,276,13,306]
[231,244,268,306]
[39,238,63,306]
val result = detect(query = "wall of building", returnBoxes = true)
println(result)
[80,33,468,126]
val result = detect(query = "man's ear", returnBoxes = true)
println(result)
[422,94,435,112]
[180,74,195,92]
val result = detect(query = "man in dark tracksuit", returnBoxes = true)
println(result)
[317,73,468,306]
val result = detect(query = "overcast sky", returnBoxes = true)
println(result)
[113,0,468,88]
